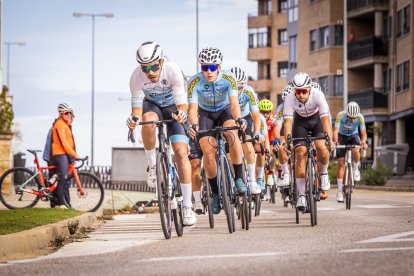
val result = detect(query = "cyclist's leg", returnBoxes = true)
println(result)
[292,118,308,208]
[242,115,260,194]
[336,134,347,202]
[312,115,330,191]
[141,100,161,188]
[350,134,362,180]
[278,136,290,186]
[52,154,69,207]
[189,145,203,213]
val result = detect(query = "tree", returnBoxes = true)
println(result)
[0,85,14,134]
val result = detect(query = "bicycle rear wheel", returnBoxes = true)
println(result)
[202,171,214,229]
[65,171,104,212]
[156,153,172,239]
[172,166,183,237]
[239,193,249,230]
[0,167,41,209]
[220,155,235,234]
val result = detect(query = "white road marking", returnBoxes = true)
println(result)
[318,206,340,211]
[358,230,414,243]
[136,252,286,263]
[354,204,410,209]
[339,247,414,253]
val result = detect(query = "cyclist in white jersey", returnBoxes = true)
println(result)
[126,41,196,225]
[283,72,333,209]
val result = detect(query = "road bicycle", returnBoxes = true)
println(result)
[129,116,184,239]
[334,144,366,210]
[197,123,247,233]
[288,133,330,227]
[0,150,104,212]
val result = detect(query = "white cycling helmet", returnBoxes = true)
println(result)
[310,81,321,91]
[136,41,163,65]
[346,101,360,118]
[282,84,294,101]
[292,72,312,89]
[198,47,223,64]
[230,67,247,84]
[57,103,73,114]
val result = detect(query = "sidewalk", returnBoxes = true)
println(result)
[356,174,414,192]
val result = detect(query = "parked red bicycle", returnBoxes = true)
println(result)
[0,149,104,212]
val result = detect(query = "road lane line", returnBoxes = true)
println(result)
[136,252,286,263]
[339,247,414,253]
[358,230,414,243]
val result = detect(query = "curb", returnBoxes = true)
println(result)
[330,184,414,192]
[0,210,103,263]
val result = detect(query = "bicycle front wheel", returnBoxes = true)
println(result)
[346,164,353,210]
[202,171,214,229]
[156,152,172,239]
[307,158,316,227]
[0,167,41,209]
[219,155,235,234]
[66,171,104,212]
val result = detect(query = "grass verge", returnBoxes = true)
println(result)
[0,208,83,235]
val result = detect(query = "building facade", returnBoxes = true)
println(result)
[248,0,414,171]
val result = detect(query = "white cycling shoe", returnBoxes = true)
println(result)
[147,165,157,188]
[353,169,361,182]
[320,174,331,191]
[297,195,306,210]
[278,173,290,187]
[194,202,203,215]
[250,181,262,195]
[183,206,197,226]
[336,191,344,203]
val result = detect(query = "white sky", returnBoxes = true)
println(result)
[2,0,257,165]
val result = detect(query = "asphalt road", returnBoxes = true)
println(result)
[1,189,414,276]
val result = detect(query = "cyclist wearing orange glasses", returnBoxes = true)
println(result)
[127,41,196,226]
[283,72,333,209]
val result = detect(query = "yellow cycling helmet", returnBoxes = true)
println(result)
[258,99,273,111]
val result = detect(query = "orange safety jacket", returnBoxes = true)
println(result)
[52,117,78,158]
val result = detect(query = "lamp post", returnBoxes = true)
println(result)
[73,12,113,166]
[3,41,25,89]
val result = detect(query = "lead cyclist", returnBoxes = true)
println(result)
[126,41,196,226]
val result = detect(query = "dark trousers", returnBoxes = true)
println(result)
[52,154,71,206]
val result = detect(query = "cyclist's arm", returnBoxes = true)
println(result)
[131,107,142,119]
[188,103,199,125]
[283,118,293,139]
[251,110,261,135]
[130,68,145,120]
[273,124,282,140]
[321,115,332,137]
[56,125,79,159]
[358,114,367,145]
[176,104,188,115]
[229,95,241,120]
[333,126,339,143]
[264,133,270,151]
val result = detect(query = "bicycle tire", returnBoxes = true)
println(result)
[313,163,318,226]
[248,194,253,223]
[203,172,214,229]
[64,171,104,212]
[346,163,353,210]
[172,166,183,237]
[307,158,316,227]
[0,167,41,209]
[220,155,234,234]
[254,194,261,216]
[156,152,172,239]
[240,193,249,230]
[271,184,276,204]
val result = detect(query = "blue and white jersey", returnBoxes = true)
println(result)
[335,111,366,136]
[130,61,187,108]
[274,102,284,127]
[259,114,268,136]
[239,85,259,118]
[187,70,238,112]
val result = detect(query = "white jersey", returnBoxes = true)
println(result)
[283,87,330,119]
[130,61,187,108]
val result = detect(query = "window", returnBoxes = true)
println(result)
[334,25,343,46]
[249,27,271,48]
[396,60,410,92]
[383,68,391,93]
[334,75,343,96]
[258,0,272,16]
[278,29,288,45]
[319,26,329,48]
[397,5,410,38]
[278,0,288,13]
[384,16,392,40]
[310,29,317,51]
[258,61,271,80]
[319,76,328,96]
[289,35,297,69]
[288,0,298,23]
[278,61,288,77]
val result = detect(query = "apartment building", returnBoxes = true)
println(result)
[248,0,414,170]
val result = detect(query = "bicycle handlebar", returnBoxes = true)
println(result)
[287,133,330,152]
[196,125,240,137]
[239,129,265,156]
[74,156,88,169]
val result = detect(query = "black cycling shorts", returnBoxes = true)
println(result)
[198,106,234,138]
[243,114,254,137]
[292,113,324,147]
[336,133,361,158]
[142,99,188,143]
[188,138,203,160]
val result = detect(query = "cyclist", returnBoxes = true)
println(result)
[52,103,80,208]
[256,112,271,199]
[189,139,204,214]
[283,72,333,210]
[126,41,196,226]
[230,66,263,195]
[188,47,247,215]
[272,85,294,202]
[333,101,368,202]
[258,99,276,192]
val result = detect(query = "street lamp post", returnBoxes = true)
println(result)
[73,12,113,166]
[3,41,25,89]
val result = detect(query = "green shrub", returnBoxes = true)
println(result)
[328,162,338,184]
[361,162,393,186]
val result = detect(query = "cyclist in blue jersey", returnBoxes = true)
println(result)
[188,47,247,214]
[333,101,368,202]
[126,41,196,225]
[230,66,263,195]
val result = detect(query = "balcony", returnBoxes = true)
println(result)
[248,13,272,28]
[348,87,388,109]
[248,47,272,61]
[348,36,388,68]
[347,0,388,19]
[248,79,272,93]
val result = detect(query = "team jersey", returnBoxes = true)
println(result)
[130,61,187,108]
[187,70,238,112]
[259,114,268,136]
[335,111,366,136]
[283,87,330,119]
[274,102,284,126]
[266,114,277,142]
[238,85,259,118]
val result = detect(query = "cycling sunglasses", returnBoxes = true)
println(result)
[201,64,218,72]
[62,111,75,117]
[141,63,160,73]
[295,88,310,95]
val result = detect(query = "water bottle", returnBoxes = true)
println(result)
[170,166,175,191]
[47,174,59,187]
